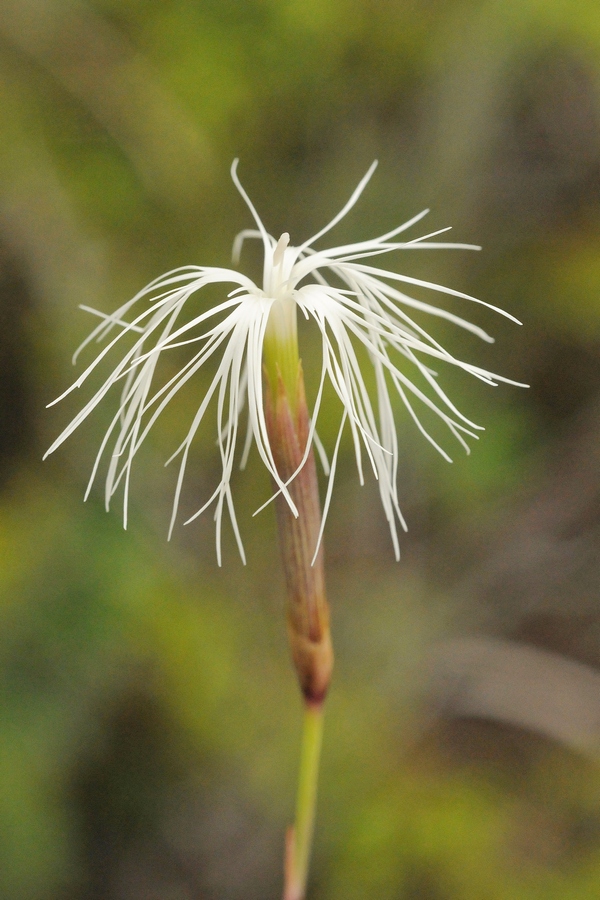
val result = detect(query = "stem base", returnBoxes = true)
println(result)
[283,701,324,900]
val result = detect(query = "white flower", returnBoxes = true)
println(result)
[45,160,523,563]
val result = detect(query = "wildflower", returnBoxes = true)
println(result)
[45,160,522,562]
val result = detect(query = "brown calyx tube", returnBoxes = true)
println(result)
[265,362,333,704]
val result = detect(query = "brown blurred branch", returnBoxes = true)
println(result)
[425,398,600,758]
[428,636,600,759]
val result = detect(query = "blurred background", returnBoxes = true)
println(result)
[1,0,600,897]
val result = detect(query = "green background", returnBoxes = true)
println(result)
[1,0,600,897]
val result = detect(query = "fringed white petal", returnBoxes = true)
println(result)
[46,161,524,561]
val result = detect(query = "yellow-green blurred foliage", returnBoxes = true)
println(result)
[1,1,600,897]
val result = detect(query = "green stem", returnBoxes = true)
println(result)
[285,701,325,900]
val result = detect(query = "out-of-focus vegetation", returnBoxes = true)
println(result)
[1,1,600,897]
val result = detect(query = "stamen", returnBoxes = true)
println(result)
[273,232,290,268]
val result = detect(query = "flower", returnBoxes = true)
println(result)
[45,160,523,562]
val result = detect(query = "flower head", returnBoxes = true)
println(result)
[45,160,523,562]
